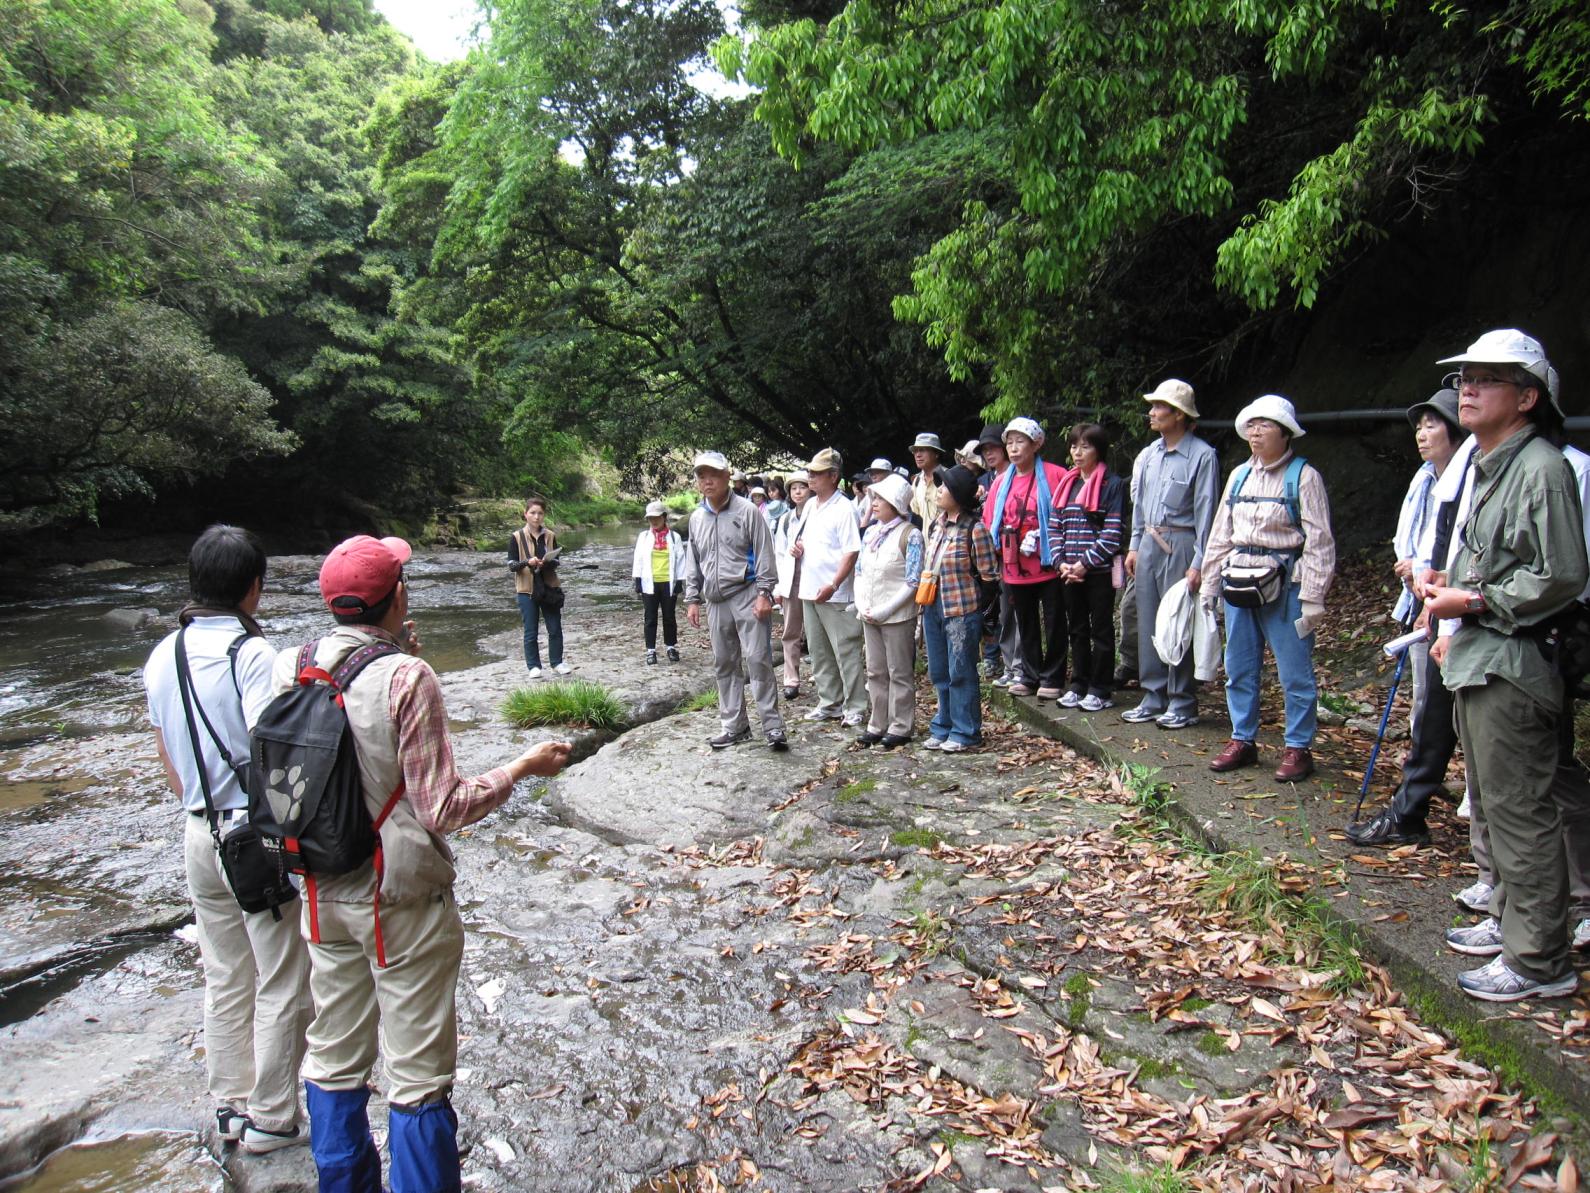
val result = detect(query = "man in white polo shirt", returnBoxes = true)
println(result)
[793,448,867,726]
[144,525,312,1154]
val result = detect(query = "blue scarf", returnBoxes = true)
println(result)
[991,462,1057,569]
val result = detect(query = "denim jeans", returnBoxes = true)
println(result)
[1223,583,1316,748]
[516,592,563,670]
[924,602,983,745]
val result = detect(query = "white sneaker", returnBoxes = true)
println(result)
[554,662,573,675]
[1079,693,1114,712]
[241,1124,306,1154]
[528,667,544,680]
[1058,691,1082,708]
[1446,917,1504,956]
[1456,791,1472,820]
[940,740,968,753]
[1573,918,1590,951]
[1457,955,1578,1002]
[1453,880,1494,914]
[841,712,864,728]
[922,738,945,750]
[803,708,841,722]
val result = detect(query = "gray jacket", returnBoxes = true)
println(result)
[685,493,776,603]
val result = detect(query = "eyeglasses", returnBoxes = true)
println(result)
[1443,370,1520,392]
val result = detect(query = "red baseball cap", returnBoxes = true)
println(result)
[319,535,412,614]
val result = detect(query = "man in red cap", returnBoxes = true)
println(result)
[285,534,571,1191]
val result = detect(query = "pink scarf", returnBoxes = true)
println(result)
[651,526,669,550]
[1059,465,1107,512]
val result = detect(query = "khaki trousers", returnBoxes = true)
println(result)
[863,619,917,737]
[805,598,867,719]
[779,597,805,688]
[185,816,312,1132]
[1454,678,1572,982]
[301,889,464,1106]
[706,585,784,737]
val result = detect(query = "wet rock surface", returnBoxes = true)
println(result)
[1,532,1570,1189]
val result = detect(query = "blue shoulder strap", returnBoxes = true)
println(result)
[1282,456,1306,529]
[1227,463,1252,507]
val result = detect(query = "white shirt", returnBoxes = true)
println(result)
[796,490,862,602]
[145,615,277,815]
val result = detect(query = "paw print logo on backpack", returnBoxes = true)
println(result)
[265,765,307,825]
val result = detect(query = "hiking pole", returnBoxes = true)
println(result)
[1351,635,1413,824]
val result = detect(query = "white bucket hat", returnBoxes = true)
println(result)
[910,432,944,453]
[1142,378,1199,420]
[1437,328,1560,411]
[1003,416,1045,446]
[1235,394,1305,439]
[692,450,730,473]
[644,500,667,518]
[868,457,893,473]
[869,472,913,517]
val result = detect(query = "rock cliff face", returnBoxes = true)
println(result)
[1198,124,1590,556]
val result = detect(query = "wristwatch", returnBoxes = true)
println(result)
[1464,592,1486,615]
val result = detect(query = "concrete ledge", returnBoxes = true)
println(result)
[991,686,1590,1129]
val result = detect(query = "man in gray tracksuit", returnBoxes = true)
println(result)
[685,451,789,751]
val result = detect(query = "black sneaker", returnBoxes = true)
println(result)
[708,727,752,749]
[767,731,789,752]
[1344,808,1430,847]
[855,731,884,747]
[879,734,911,749]
[782,686,799,700]
[646,649,658,665]
[666,647,680,662]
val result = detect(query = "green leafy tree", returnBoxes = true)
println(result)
[717,1,1586,410]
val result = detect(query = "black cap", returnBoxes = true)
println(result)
[941,464,978,512]
[977,423,1004,448]
[1407,387,1460,432]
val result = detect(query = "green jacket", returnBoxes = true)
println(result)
[1444,426,1588,706]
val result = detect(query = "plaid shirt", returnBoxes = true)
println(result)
[926,514,999,618]
[389,658,515,834]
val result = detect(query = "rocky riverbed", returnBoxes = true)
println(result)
[0,535,1574,1191]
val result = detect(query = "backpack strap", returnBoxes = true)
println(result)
[1282,456,1307,529]
[369,780,407,969]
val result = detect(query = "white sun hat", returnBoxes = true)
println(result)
[1234,394,1305,439]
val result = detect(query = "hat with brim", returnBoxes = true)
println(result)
[320,534,412,614]
[958,439,982,461]
[1142,378,1199,420]
[645,501,667,518]
[869,473,913,517]
[1234,394,1305,439]
[940,464,978,513]
[910,433,943,454]
[977,423,1005,449]
[750,486,766,497]
[693,450,730,473]
[868,457,892,474]
[1437,328,1560,412]
[787,471,810,486]
[1406,388,1461,432]
[805,448,841,474]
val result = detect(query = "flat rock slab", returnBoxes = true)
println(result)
[547,710,813,848]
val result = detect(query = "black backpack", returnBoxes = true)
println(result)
[248,639,402,878]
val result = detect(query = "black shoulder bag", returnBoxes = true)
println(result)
[174,628,298,920]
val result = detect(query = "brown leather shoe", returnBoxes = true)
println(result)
[1209,739,1258,773]
[1274,747,1315,782]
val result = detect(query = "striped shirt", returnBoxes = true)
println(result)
[1201,450,1336,605]
[926,514,1000,619]
[1049,472,1127,572]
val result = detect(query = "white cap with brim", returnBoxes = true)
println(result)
[868,457,892,473]
[1437,328,1560,409]
[693,450,730,473]
[787,471,810,485]
[1003,416,1044,446]
[645,501,667,518]
[869,473,913,517]
[1142,378,1199,420]
[1234,394,1305,439]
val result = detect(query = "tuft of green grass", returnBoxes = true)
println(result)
[679,688,718,712]
[504,680,626,731]
[890,828,944,849]
[835,778,877,803]
[1095,1162,1194,1193]
[1197,848,1365,992]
